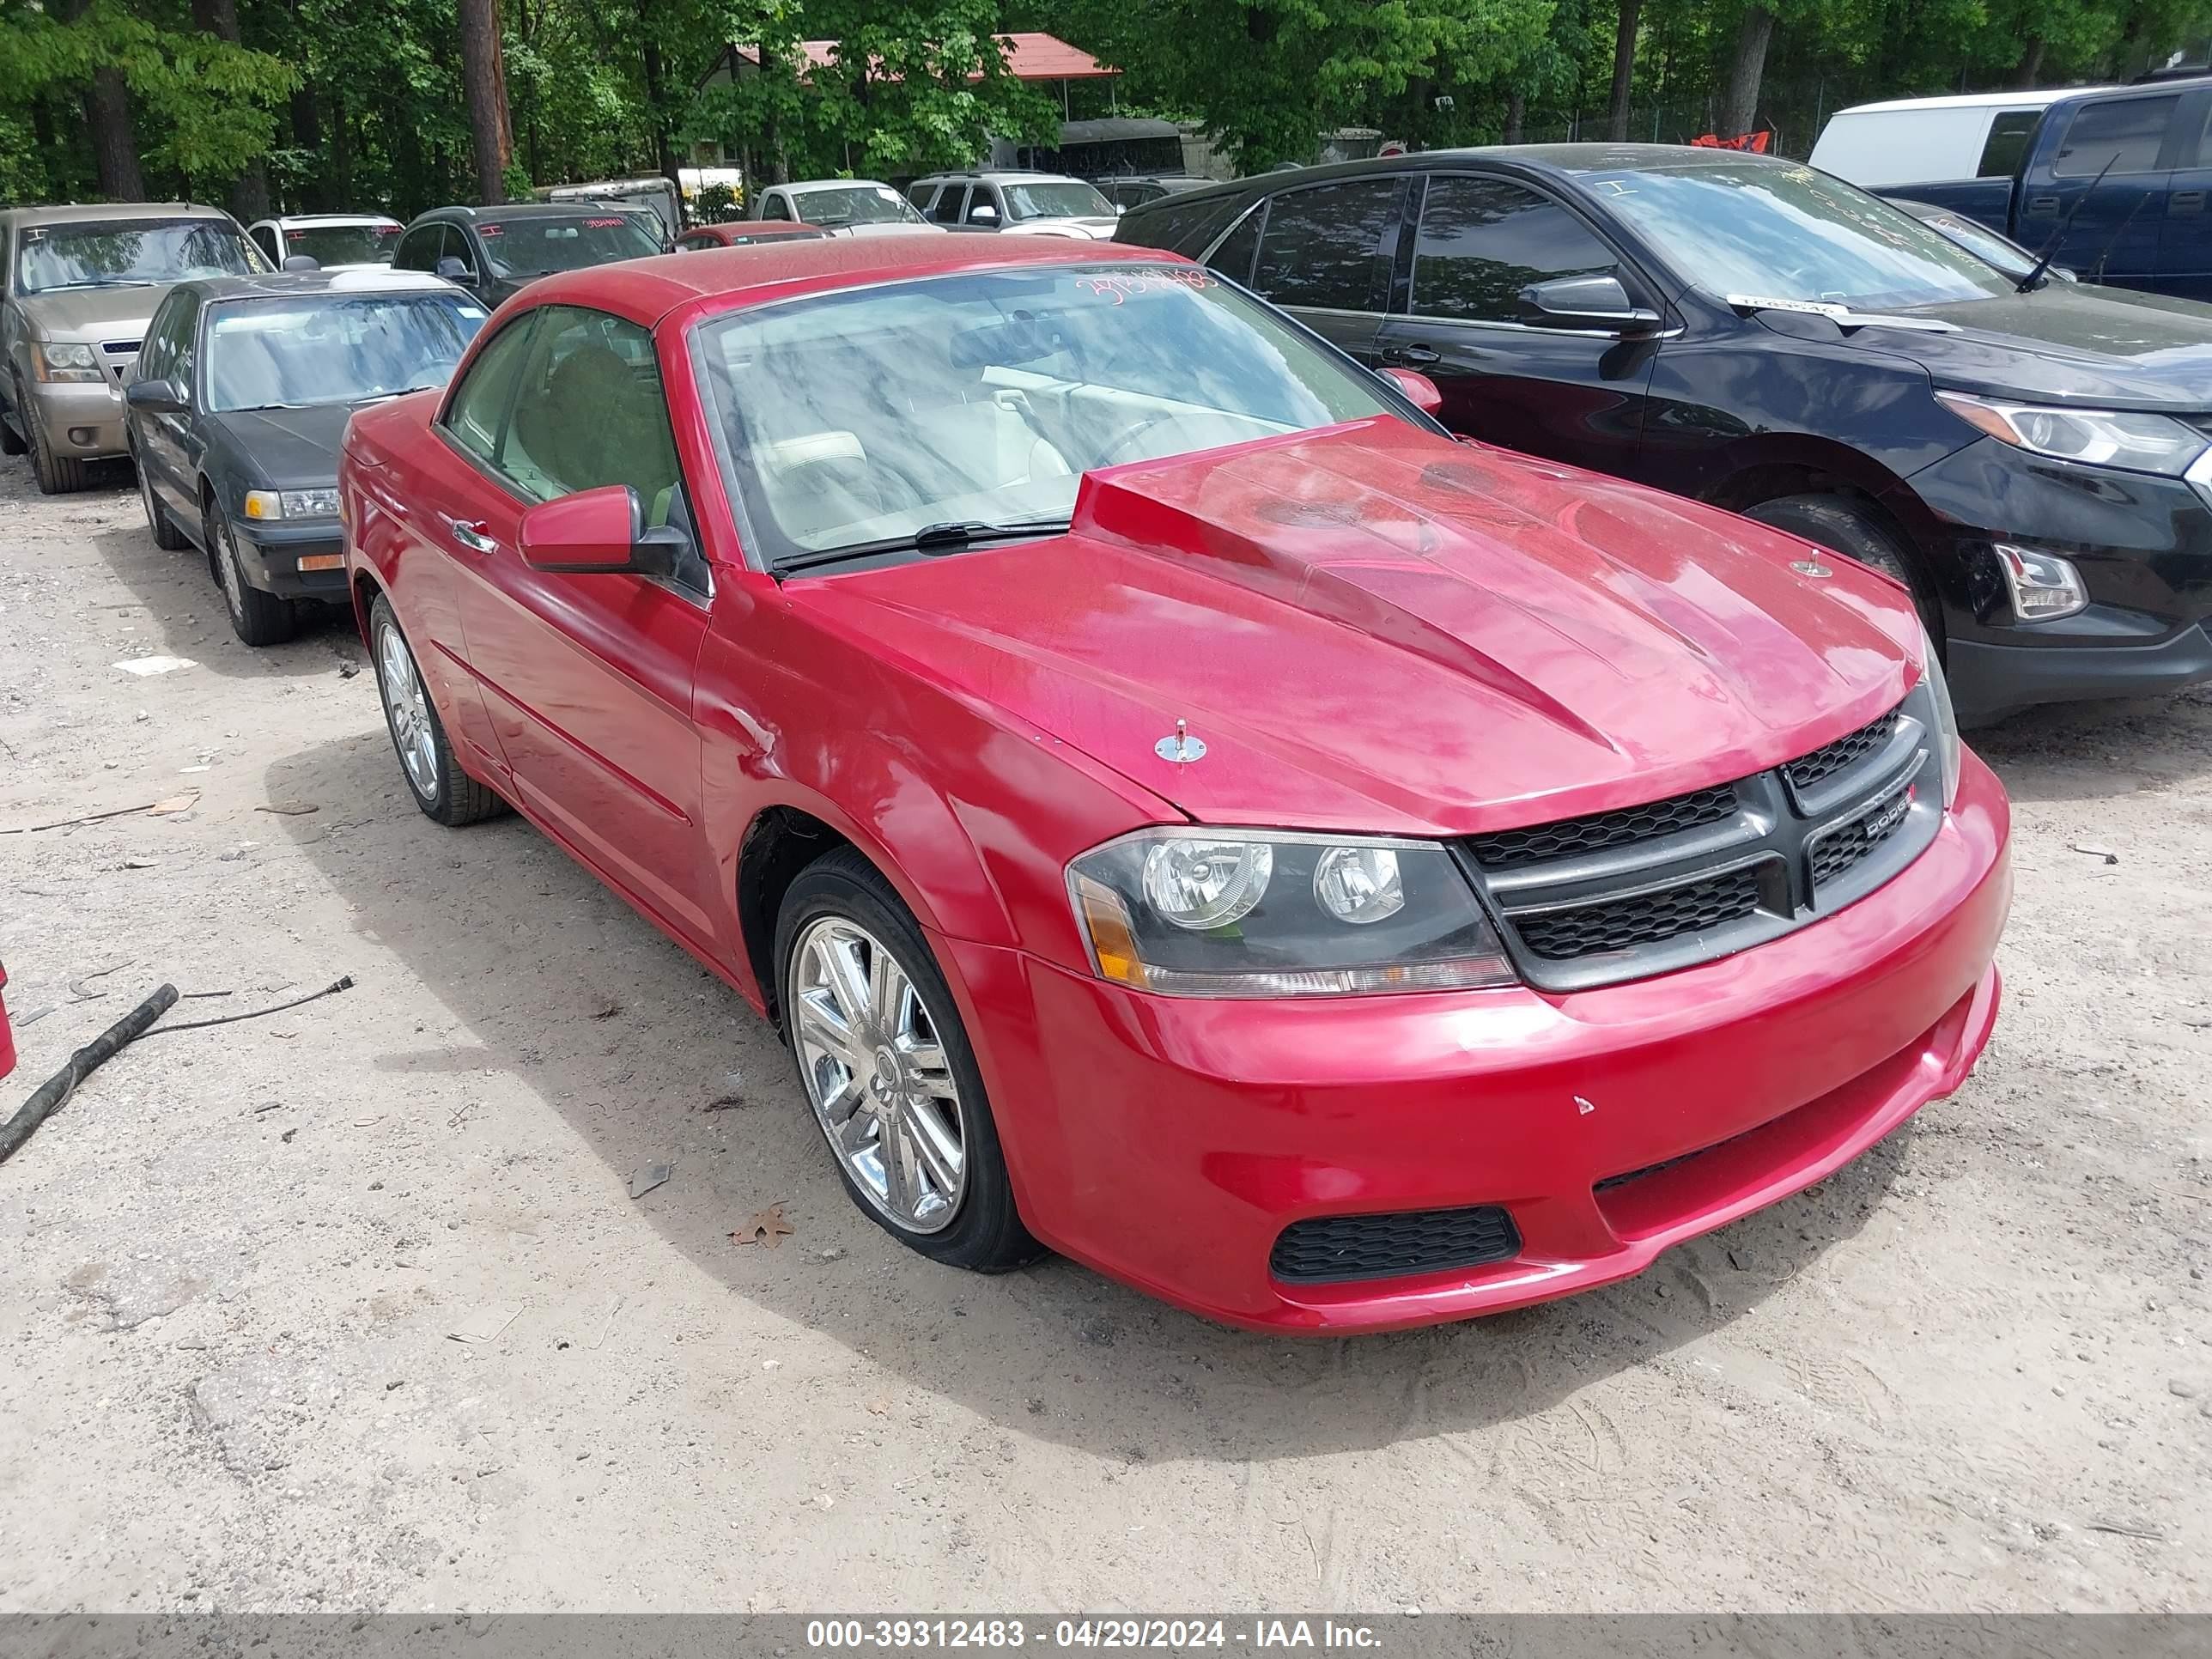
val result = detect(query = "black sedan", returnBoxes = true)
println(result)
[1118,145,2212,722]
[392,202,665,309]
[125,270,487,644]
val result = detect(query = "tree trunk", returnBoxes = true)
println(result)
[757,41,789,185]
[56,0,145,199]
[1607,0,1642,143]
[2014,36,2045,88]
[191,0,270,216]
[289,83,325,210]
[1718,4,1775,138]
[457,0,514,204]
[330,90,353,207]
[642,38,679,192]
[1504,90,1526,144]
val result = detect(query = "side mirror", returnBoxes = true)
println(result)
[1378,366,1443,416]
[434,255,473,283]
[520,484,684,579]
[1521,274,1663,335]
[125,377,187,416]
[968,204,1000,224]
[282,253,320,272]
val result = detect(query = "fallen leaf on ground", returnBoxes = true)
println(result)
[256,802,319,816]
[730,1203,794,1249]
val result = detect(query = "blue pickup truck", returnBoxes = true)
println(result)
[1836,77,2212,300]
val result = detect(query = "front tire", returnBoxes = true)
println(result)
[206,499,298,647]
[368,593,504,826]
[775,848,1039,1273]
[22,380,88,494]
[1741,494,1942,641]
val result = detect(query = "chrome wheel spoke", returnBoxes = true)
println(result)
[881,1123,920,1214]
[903,1100,963,1197]
[794,990,862,1072]
[821,933,875,1033]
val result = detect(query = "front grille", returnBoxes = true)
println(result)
[1270,1205,1521,1284]
[1784,710,1896,795]
[1466,783,1736,872]
[1516,866,1764,961]
[101,340,141,356]
[1460,694,1937,991]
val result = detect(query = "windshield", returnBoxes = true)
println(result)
[694,264,1406,568]
[17,220,262,295]
[1004,181,1113,220]
[794,185,924,228]
[1911,210,2035,278]
[1583,161,2013,309]
[478,214,661,277]
[204,293,488,412]
[285,223,401,266]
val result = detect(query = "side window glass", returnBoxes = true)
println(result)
[2053,95,2179,176]
[1250,179,1400,313]
[441,313,538,465]
[1978,110,2041,178]
[762,194,791,222]
[137,298,171,380]
[252,225,280,264]
[1411,176,1619,324]
[1206,203,1264,284]
[969,187,1001,223]
[500,306,683,513]
[395,228,438,273]
[930,186,968,225]
[171,297,198,389]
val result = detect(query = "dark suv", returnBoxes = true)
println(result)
[392,203,664,309]
[1117,144,2212,722]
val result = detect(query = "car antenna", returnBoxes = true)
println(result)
[2016,155,2114,293]
[2083,187,2155,283]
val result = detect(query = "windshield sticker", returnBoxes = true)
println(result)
[1724,294,1847,318]
[584,216,626,228]
[479,223,506,236]
[1073,269,1216,305]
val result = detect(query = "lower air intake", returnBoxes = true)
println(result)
[1270,1205,1522,1284]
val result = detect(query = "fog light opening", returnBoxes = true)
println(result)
[1994,544,2088,623]
[66,427,96,447]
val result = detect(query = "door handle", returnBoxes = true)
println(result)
[1385,343,1443,367]
[2027,195,2060,214]
[2173,190,2206,214]
[443,516,497,554]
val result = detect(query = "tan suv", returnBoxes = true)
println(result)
[1,202,264,493]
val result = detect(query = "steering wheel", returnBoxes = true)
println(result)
[1094,416,1181,468]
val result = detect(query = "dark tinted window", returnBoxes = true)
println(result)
[1206,205,1262,283]
[761,194,792,221]
[1117,190,1245,258]
[1978,109,2041,178]
[1250,179,1401,312]
[1411,176,1618,324]
[394,224,447,273]
[2053,95,2178,177]
[250,224,280,264]
[929,185,969,225]
[441,313,536,464]
[138,291,183,380]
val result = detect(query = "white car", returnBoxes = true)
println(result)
[906,172,1121,240]
[246,213,404,271]
[748,180,944,238]
[1806,88,2107,191]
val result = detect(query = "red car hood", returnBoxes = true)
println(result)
[792,418,1923,837]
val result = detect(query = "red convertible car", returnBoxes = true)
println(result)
[338,237,2009,1334]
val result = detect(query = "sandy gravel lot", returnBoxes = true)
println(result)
[0,455,2208,1614]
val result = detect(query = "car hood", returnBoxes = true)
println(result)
[209,403,357,486]
[1003,217,1120,240]
[1839,282,2212,410]
[25,284,162,342]
[790,419,1920,836]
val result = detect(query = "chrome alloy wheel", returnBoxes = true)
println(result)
[375,617,439,801]
[216,519,248,621]
[789,916,967,1232]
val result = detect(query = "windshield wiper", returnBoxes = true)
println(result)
[775,518,1071,575]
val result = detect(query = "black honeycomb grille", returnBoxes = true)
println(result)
[1270,1206,1522,1284]
[1784,712,1896,795]
[1516,866,1764,961]
[1810,791,1912,889]
[1465,784,1737,872]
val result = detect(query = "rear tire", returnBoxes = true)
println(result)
[1741,494,1942,642]
[206,500,299,647]
[775,848,1041,1274]
[23,380,88,494]
[368,593,505,826]
[134,447,190,550]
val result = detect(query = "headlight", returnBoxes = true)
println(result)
[1917,626,1961,809]
[1936,391,2208,476]
[243,488,341,520]
[33,342,101,383]
[1067,829,1517,998]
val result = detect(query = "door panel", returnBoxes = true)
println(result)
[1375,173,1658,476]
[2155,90,2212,300]
[2020,92,2181,289]
[445,305,716,944]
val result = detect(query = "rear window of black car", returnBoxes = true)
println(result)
[1115,190,1245,258]
[1250,178,1403,313]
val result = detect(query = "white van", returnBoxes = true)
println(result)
[1808,88,2107,189]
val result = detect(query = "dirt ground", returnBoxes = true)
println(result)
[0,453,2207,1616]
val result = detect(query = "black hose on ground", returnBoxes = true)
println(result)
[0,984,179,1167]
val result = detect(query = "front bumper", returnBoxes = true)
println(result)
[25,377,129,460]
[1903,435,2212,719]
[946,751,2010,1334]
[231,517,349,600]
